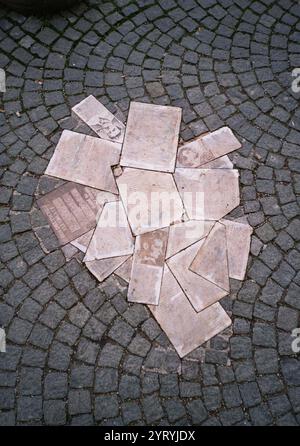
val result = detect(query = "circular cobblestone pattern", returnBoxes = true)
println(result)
[0,0,300,426]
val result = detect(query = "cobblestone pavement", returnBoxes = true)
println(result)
[0,0,300,427]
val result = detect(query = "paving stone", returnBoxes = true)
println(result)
[254,302,276,322]
[94,367,118,393]
[277,306,299,332]
[119,374,140,400]
[285,283,300,310]
[44,400,66,425]
[0,411,15,426]
[159,374,179,397]
[108,318,134,347]
[186,398,208,424]
[253,323,276,347]
[142,372,159,395]
[7,317,32,345]
[95,395,119,420]
[17,396,42,421]
[260,279,284,307]
[39,302,66,329]
[230,336,252,359]
[56,322,80,346]
[70,365,93,389]
[0,388,15,410]
[48,341,72,371]
[255,348,279,374]
[222,383,242,409]
[239,381,262,408]
[281,358,300,386]
[44,372,68,399]
[69,302,91,328]
[273,261,296,288]
[19,367,42,395]
[268,394,292,418]
[179,380,201,398]
[72,270,96,296]
[122,401,142,424]
[122,354,143,376]
[249,404,273,426]
[55,286,78,309]
[69,389,91,415]
[219,407,245,426]
[76,338,99,365]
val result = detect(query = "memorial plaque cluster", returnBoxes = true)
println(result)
[39,95,252,358]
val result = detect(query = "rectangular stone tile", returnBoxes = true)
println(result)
[190,222,230,292]
[167,240,228,312]
[201,155,233,169]
[38,182,117,245]
[70,229,94,253]
[220,218,253,280]
[84,201,134,261]
[86,255,131,283]
[128,228,169,305]
[0,328,6,352]
[45,130,121,193]
[120,102,181,173]
[117,168,184,236]
[174,168,240,221]
[149,265,231,358]
[166,220,214,259]
[114,256,133,283]
[202,126,241,158]
[176,127,240,168]
[72,95,125,144]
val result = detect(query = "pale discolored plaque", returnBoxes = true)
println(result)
[71,229,94,252]
[114,256,133,283]
[201,155,233,169]
[149,266,231,357]
[120,102,181,172]
[37,182,116,245]
[84,201,134,262]
[177,127,240,168]
[174,168,240,221]
[167,240,228,312]
[190,222,230,292]
[127,228,169,305]
[117,168,184,236]
[177,137,210,168]
[201,126,241,159]
[220,218,253,280]
[85,255,131,283]
[166,220,215,259]
[72,95,125,144]
[45,130,121,194]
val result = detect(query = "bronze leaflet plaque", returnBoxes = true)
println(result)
[37,182,116,245]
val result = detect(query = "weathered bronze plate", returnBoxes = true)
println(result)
[37,182,117,245]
